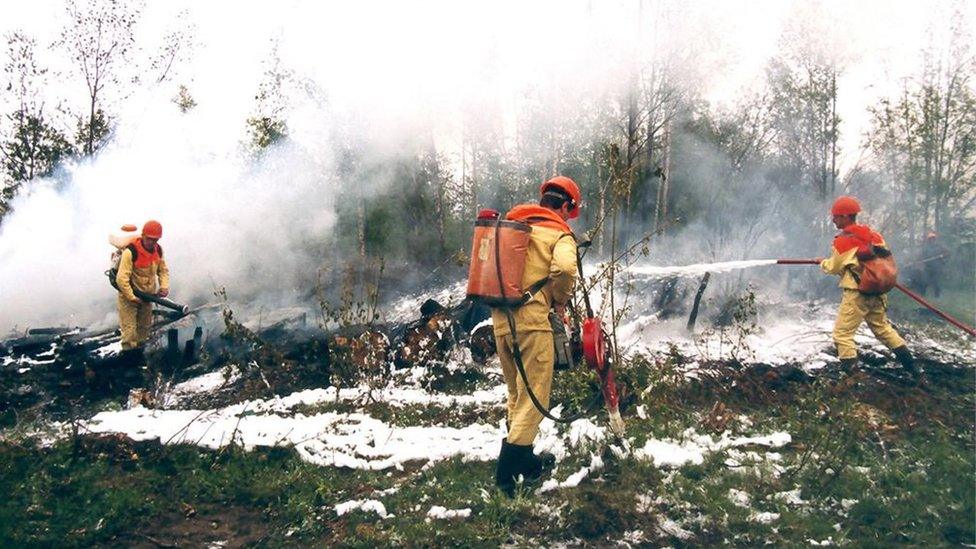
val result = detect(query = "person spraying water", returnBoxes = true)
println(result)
[816,196,916,377]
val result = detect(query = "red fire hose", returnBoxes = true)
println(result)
[892,282,976,338]
[777,258,976,338]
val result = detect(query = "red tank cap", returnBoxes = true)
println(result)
[477,209,500,220]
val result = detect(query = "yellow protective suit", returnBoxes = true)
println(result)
[115,243,170,350]
[820,232,905,360]
[496,331,555,445]
[491,207,577,445]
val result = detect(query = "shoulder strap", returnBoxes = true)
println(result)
[517,232,577,305]
[126,243,139,261]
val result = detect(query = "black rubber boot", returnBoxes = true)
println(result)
[521,447,556,484]
[892,346,918,377]
[117,347,148,370]
[494,439,520,497]
[839,357,859,371]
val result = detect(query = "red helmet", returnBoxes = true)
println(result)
[142,220,163,239]
[540,176,582,219]
[830,196,861,216]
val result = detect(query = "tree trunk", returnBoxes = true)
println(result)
[625,88,639,210]
[596,144,605,256]
[357,198,366,259]
[829,71,838,196]
[654,120,671,232]
[87,95,96,156]
[468,144,478,220]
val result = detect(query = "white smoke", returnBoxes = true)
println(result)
[0,93,342,331]
[0,0,964,332]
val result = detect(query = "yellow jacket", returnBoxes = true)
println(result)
[492,206,578,337]
[820,224,887,290]
[820,247,860,289]
[115,240,169,301]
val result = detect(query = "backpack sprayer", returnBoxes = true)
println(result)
[467,210,625,435]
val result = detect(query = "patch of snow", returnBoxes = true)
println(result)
[731,432,792,447]
[385,282,467,323]
[634,428,792,468]
[537,454,604,493]
[773,488,808,506]
[334,499,391,519]
[621,530,646,544]
[95,341,122,358]
[162,367,241,406]
[426,506,471,520]
[657,516,694,540]
[635,493,664,513]
[728,489,751,508]
[7,355,55,366]
[567,418,606,448]
[636,440,706,467]
[293,383,506,411]
[77,399,506,470]
[750,511,780,524]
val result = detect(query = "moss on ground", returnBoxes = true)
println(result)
[1,343,973,546]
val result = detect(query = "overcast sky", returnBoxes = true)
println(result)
[1,0,971,172]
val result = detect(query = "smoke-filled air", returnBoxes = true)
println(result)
[0,0,974,546]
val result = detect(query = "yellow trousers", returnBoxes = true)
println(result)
[118,294,154,350]
[496,331,554,445]
[833,289,906,359]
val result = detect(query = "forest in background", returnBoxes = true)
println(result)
[1,1,973,287]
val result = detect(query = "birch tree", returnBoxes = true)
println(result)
[59,0,140,157]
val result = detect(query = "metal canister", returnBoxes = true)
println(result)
[550,311,574,371]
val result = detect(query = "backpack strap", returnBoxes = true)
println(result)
[516,232,577,306]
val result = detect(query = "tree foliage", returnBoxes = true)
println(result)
[0,32,73,219]
[59,0,141,156]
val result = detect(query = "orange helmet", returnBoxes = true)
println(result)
[830,196,861,216]
[540,176,582,219]
[142,220,163,239]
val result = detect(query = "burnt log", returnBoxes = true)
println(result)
[27,327,76,336]
[686,272,711,332]
[392,311,454,370]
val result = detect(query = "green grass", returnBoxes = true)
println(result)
[888,285,976,327]
[1,345,973,546]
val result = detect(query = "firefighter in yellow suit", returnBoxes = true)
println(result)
[491,176,580,496]
[820,197,915,376]
[116,220,170,352]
